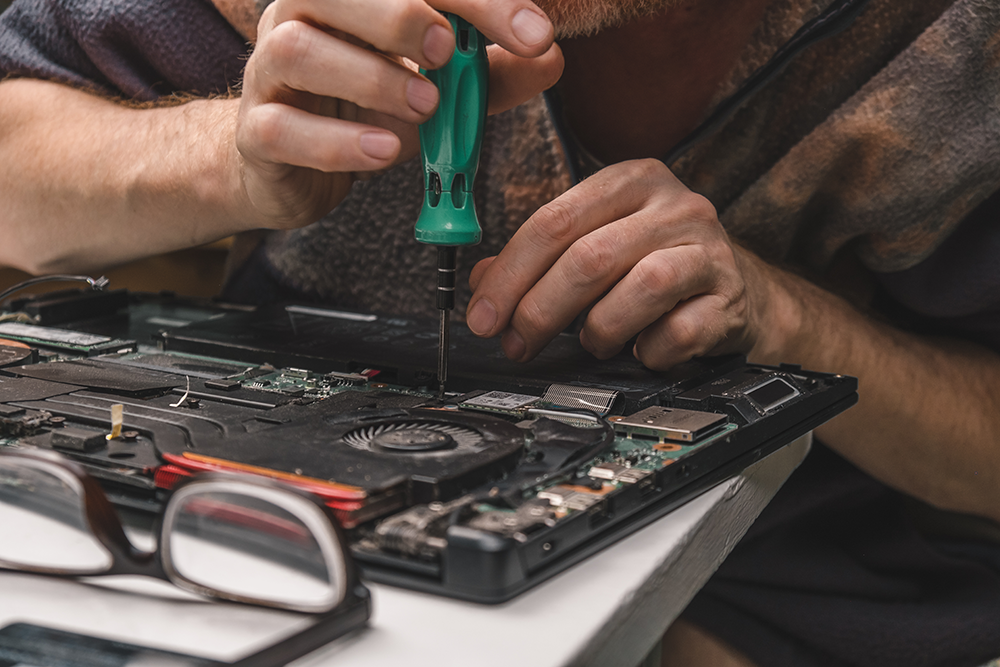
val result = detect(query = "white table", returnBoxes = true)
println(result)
[0,434,810,667]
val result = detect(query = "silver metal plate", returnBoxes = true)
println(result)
[613,406,728,443]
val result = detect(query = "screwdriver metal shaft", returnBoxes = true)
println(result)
[436,246,457,399]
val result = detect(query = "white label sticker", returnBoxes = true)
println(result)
[0,322,111,346]
[462,391,538,410]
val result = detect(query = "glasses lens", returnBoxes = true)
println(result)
[167,488,342,611]
[0,457,113,574]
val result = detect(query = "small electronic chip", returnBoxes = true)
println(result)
[460,391,538,411]
[0,322,135,356]
[51,426,107,453]
[588,462,629,481]
[538,487,599,510]
[613,406,728,443]
[745,377,800,412]
[538,484,611,511]
[616,468,654,485]
[587,462,655,485]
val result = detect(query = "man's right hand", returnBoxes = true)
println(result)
[236,0,564,229]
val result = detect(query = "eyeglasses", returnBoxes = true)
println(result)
[0,448,370,664]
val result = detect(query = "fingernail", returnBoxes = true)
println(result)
[424,23,454,67]
[511,8,551,48]
[467,299,497,336]
[406,77,438,115]
[503,328,526,361]
[359,132,398,160]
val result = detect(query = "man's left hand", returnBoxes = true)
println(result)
[466,158,780,370]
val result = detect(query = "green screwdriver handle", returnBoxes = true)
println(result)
[415,15,488,247]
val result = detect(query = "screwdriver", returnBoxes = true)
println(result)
[416,14,488,399]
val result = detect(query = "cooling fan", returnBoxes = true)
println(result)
[318,410,525,503]
[342,419,486,454]
[189,406,527,520]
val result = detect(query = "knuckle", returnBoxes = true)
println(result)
[264,21,313,74]
[514,297,551,337]
[383,0,424,45]
[465,0,489,13]
[634,157,670,181]
[244,104,288,156]
[724,287,750,328]
[565,236,615,281]
[634,337,673,370]
[665,316,703,356]
[615,158,670,190]
[364,63,397,105]
[632,254,681,297]
[677,191,718,225]
[584,315,624,352]
[530,198,580,246]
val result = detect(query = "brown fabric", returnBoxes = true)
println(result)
[256,0,1000,315]
[695,0,1000,274]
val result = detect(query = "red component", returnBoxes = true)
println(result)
[154,464,194,490]
[158,454,374,528]
[160,453,367,501]
[182,497,313,545]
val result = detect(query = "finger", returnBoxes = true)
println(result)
[271,0,456,70]
[467,161,664,339]
[633,295,734,371]
[579,245,719,359]
[356,108,421,161]
[239,103,401,172]
[434,0,554,57]
[252,21,439,123]
[468,256,496,293]
[487,43,564,115]
[501,215,657,361]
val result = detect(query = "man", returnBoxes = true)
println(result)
[1,0,1000,664]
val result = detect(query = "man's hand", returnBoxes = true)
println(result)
[236,0,564,229]
[466,158,780,369]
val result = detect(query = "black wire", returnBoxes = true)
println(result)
[0,274,109,304]
[460,406,617,511]
[514,406,616,495]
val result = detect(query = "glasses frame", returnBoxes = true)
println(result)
[161,477,351,612]
[0,447,371,665]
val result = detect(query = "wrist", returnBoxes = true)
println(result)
[203,98,274,233]
[162,96,271,237]
[737,248,806,366]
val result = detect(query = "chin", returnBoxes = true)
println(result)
[536,0,676,38]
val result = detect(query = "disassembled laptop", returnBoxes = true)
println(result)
[0,288,855,602]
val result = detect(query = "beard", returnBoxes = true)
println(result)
[534,0,681,38]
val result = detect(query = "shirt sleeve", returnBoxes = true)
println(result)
[0,0,249,100]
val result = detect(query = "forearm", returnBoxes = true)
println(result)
[0,78,258,273]
[749,254,1000,522]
